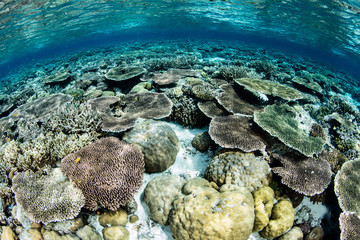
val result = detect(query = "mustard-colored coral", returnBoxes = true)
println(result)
[260,200,295,239]
[253,186,275,232]
[170,178,255,240]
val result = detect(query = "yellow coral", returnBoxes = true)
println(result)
[253,186,275,232]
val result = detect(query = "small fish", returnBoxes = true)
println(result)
[96,211,101,215]
[73,93,77,97]
[7,138,11,143]
[75,157,81,163]
[78,180,82,183]
[12,113,18,117]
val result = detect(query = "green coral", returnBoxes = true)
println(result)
[254,104,324,156]
[234,78,302,101]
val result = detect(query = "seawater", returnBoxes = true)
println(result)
[0,1,360,240]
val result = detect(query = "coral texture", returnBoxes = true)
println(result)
[61,137,144,211]
[209,115,266,152]
[260,200,295,239]
[191,131,214,152]
[234,78,302,101]
[123,119,179,173]
[340,211,360,240]
[170,178,255,240]
[205,151,270,192]
[254,104,324,156]
[335,159,360,214]
[105,66,147,81]
[216,84,261,115]
[144,175,186,225]
[197,100,228,118]
[272,153,332,196]
[101,92,173,132]
[253,186,275,232]
[11,168,85,224]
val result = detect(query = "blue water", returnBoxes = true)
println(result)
[0,0,360,79]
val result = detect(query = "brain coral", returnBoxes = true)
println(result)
[272,153,332,196]
[335,159,360,215]
[11,167,85,224]
[204,150,271,192]
[169,178,255,240]
[123,119,180,173]
[61,137,144,211]
[144,175,186,225]
[254,104,324,156]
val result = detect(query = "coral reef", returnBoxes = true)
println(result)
[253,186,275,232]
[191,131,215,152]
[11,168,85,224]
[123,119,179,173]
[43,102,102,134]
[61,137,144,211]
[0,132,97,171]
[339,211,360,240]
[99,208,128,227]
[215,84,261,115]
[170,178,255,240]
[98,92,173,132]
[105,66,147,81]
[235,78,302,101]
[254,104,325,156]
[272,153,333,196]
[334,159,360,214]
[209,115,266,152]
[204,150,271,192]
[197,100,228,118]
[144,175,186,225]
[260,200,295,239]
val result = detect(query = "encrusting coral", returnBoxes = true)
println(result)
[169,178,255,240]
[11,167,85,224]
[61,137,144,211]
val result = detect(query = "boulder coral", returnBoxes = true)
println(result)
[144,175,186,225]
[169,178,255,240]
[204,150,271,192]
[260,200,295,239]
[253,186,275,232]
[123,119,179,173]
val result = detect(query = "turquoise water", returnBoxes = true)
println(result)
[1,1,360,239]
[1,0,360,77]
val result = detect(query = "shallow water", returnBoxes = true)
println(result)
[0,1,360,240]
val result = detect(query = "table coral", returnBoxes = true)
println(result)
[61,137,144,211]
